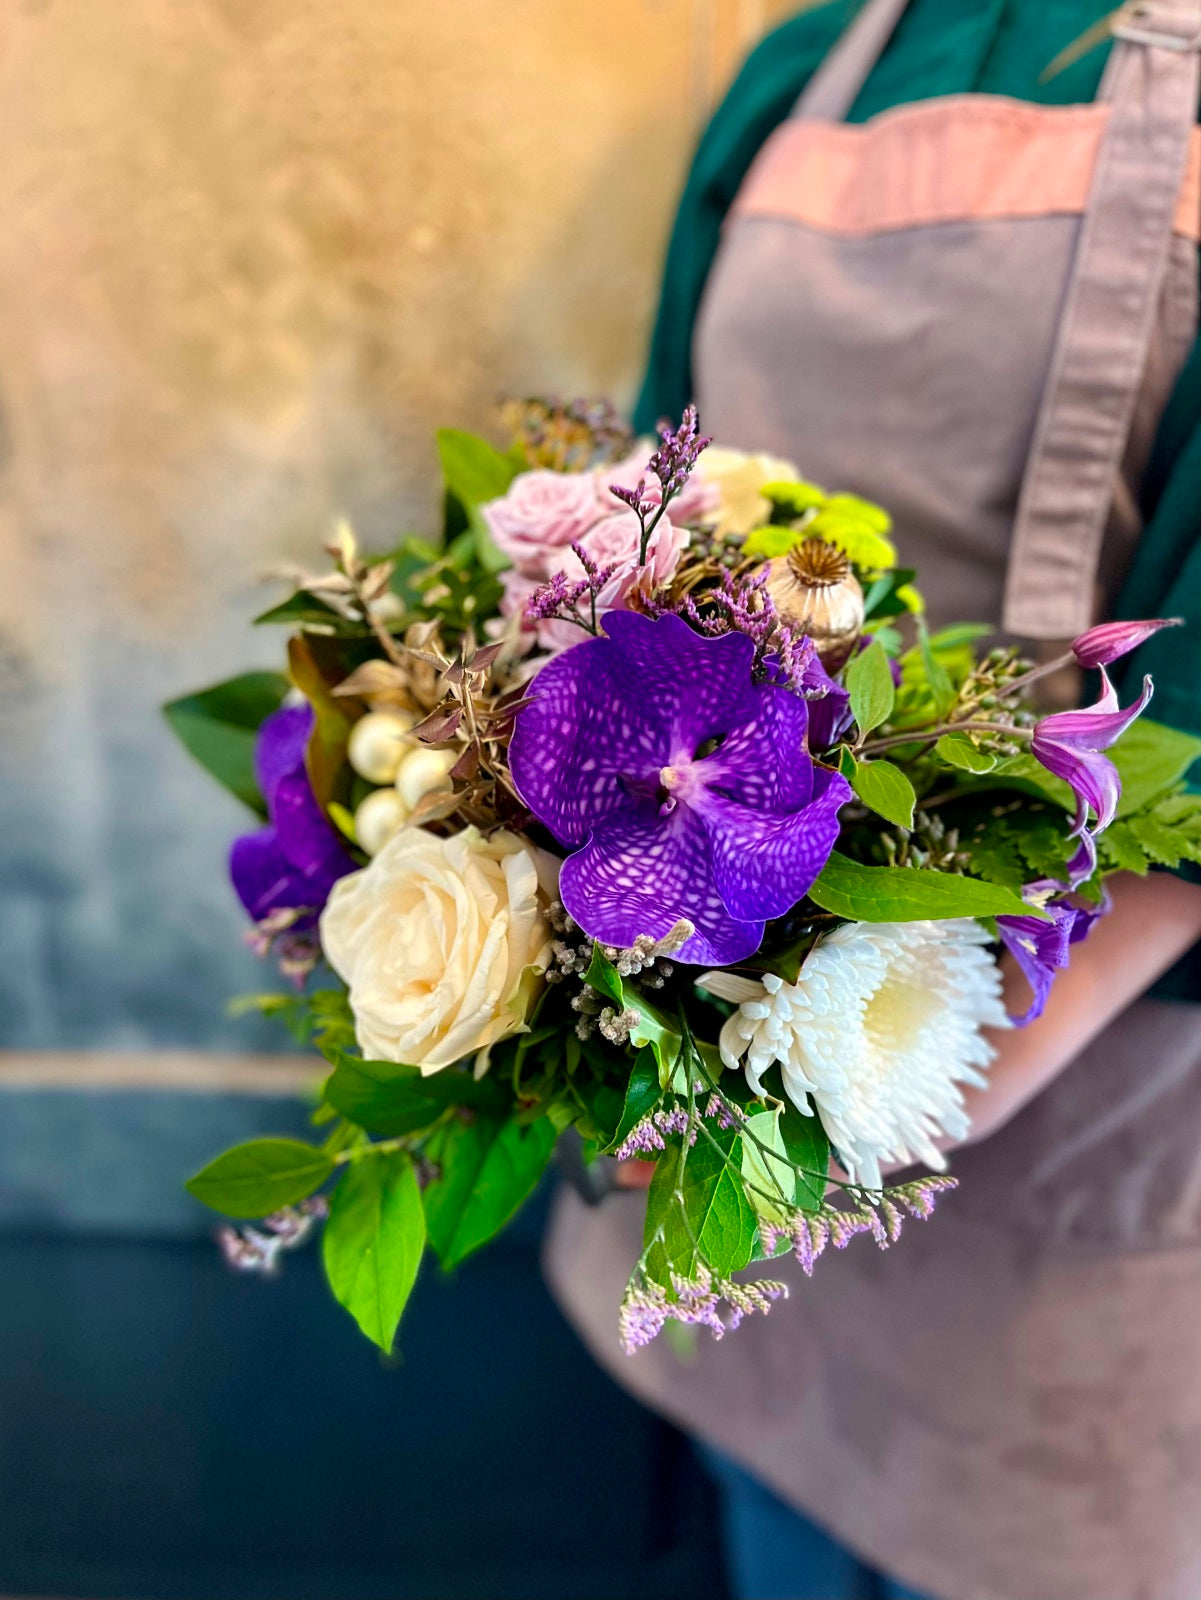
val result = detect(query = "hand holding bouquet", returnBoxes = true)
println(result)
[167,399,1199,1355]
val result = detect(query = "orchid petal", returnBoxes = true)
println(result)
[559,801,761,966]
[700,766,852,922]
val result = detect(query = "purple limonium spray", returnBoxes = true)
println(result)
[508,610,851,965]
[609,404,712,564]
[230,703,356,932]
[525,541,620,635]
[1030,665,1153,842]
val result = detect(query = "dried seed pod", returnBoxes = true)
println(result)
[764,538,865,670]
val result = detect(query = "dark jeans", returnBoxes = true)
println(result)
[702,1449,931,1600]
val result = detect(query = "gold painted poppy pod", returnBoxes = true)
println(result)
[764,538,865,671]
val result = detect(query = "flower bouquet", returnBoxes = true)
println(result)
[166,399,1201,1354]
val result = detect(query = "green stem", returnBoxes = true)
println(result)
[860,718,1033,758]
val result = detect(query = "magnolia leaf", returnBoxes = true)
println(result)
[423,1115,556,1267]
[287,633,358,813]
[845,640,895,737]
[323,1151,425,1352]
[851,758,916,829]
[186,1138,334,1218]
[809,852,1035,921]
[163,672,289,816]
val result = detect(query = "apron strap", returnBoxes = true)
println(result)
[1003,0,1201,639]
[793,0,912,123]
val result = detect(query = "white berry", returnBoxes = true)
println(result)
[353,787,408,856]
[395,746,458,813]
[347,711,415,784]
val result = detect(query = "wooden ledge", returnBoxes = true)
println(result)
[0,1051,321,1095]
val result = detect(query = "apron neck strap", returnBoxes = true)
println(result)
[1003,0,1201,639]
[792,0,912,124]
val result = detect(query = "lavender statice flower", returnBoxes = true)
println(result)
[612,1103,695,1161]
[217,1196,329,1276]
[524,541,620,635]
[610,405,713,563]
[758,1177,958,1277]
[618,1265,788,1353]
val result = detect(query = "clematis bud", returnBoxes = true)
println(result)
[1070,617,1180,670]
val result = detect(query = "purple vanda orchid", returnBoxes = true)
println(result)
[996,884,1109,1026]
[1030,666,1153,841]
[508,611,851,966]
[230,704,356,928]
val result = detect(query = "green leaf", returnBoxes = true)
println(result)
[287,633,355,814]
[186,1138,334,1218]
[1130,811,1189,867]
[322,1049,502,1136]
[252,592,362,632]
[602,1049,663,1155]
[837,745,857,780]
[845,640,895,737]
[740,1108,795,1225]
[163,671,289,816]
[423,1115,556,1266]
[436,428,521,572]
[323,1151,425,1352]
[862,567,918,621]
[1111,719,1201,817]
[583,942,625,1007]
[808,852,1035,921]
[935,733,997,774]
[851,759,916,829]
[779,1102,829,1212]
[644,1128,757,1284]
[918,620,957,719]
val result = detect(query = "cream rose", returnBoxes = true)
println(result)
[696,446,801,537]
[320,826,555,1073]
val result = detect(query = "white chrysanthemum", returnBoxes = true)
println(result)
[703,921,1010,1188]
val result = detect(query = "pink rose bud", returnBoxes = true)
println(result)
[1071,617,1181,669]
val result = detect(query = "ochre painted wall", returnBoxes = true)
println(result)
[0,0,803,1048]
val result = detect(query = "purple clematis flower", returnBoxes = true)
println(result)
[997,883,1109,1026]
[1071,616,1180,670]
[230,704,356,928]
[508,610,851,966]
[1030,666,1153,840]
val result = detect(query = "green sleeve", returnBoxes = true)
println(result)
[632,0,855,434]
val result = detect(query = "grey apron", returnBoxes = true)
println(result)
[547,5,1201,1598]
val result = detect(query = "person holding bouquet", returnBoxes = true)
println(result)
[545,4,1201,1598]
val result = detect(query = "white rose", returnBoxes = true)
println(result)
[696,447,801,537]
[320,826,556,1073]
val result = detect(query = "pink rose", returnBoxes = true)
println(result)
[597,448,720,528]
[506,508,689,654]
[481,469,606,580]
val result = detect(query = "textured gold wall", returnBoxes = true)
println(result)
[0,0,801,669]
[0,0,804,1048]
